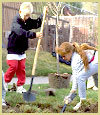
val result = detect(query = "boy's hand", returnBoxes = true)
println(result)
[45,6,48,12]
[36,32,43,39]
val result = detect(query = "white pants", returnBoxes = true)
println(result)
[2,71,6,103]
[87,73,98,89]
[77,62,98,99]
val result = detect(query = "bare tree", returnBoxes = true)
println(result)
[47,2,62,73]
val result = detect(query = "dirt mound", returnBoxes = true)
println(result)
[2,102,98,113]
[78,102,98,113]
[2,106,20,113]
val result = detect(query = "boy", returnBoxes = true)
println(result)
[4,2,47,93]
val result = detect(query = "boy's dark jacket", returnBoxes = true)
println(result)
[7,13,43,54]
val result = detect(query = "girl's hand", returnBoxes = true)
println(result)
[64,92,77,104]
[64,95,71,104]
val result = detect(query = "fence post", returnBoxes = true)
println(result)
[69,24,73,42]
[44,16,48,51]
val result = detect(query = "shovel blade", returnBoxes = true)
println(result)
[23,91,36,102]
[61,104,67,113]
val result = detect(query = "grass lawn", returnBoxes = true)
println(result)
[2,49,98,113]
[3,84,98,113]
[2,48,72,76]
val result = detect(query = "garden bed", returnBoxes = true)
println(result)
[2,84,98,113]
[2,102,98,113]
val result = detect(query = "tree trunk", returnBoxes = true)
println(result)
[56,13,59,73]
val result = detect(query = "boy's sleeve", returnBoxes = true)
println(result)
[26,14,43,30]
[11,21,36,39]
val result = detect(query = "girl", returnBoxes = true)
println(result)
[56,42,98,110]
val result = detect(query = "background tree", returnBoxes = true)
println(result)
[47,2,62,73]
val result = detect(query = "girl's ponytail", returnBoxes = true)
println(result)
[80,43,98,51]
[73,42,89,71]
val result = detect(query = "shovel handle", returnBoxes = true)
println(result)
[32,6,47,76]
[28,76,34,92]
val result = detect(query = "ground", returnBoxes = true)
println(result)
[2,102,98,113]
[2,83,98,113]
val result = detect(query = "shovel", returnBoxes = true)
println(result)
[60,93,77,113]
[23,6,47,102]
[23,76,36,102]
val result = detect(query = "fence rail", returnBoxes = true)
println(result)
[2,2,98,52]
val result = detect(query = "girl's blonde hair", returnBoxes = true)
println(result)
[56,42,98,71]
[20,2,33,14]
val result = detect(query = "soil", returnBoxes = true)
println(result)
[2,82,98,113]
[79,102,98,113]
[2,102,98,113]
[48,73,71,88]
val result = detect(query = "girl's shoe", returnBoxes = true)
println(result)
[73,102,81,110]
[73,99,88,111]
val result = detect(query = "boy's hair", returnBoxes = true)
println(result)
[20,2,33,14]
[56,42,98,71]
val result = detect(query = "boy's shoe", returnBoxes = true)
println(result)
[16,86,26,93]
[4,82,8,91]
[93,86,98,91]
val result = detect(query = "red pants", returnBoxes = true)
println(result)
[4,59,26,86]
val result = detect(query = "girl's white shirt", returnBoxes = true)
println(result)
[71,50,98,90]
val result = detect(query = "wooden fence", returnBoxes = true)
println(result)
[2,2,98,52]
